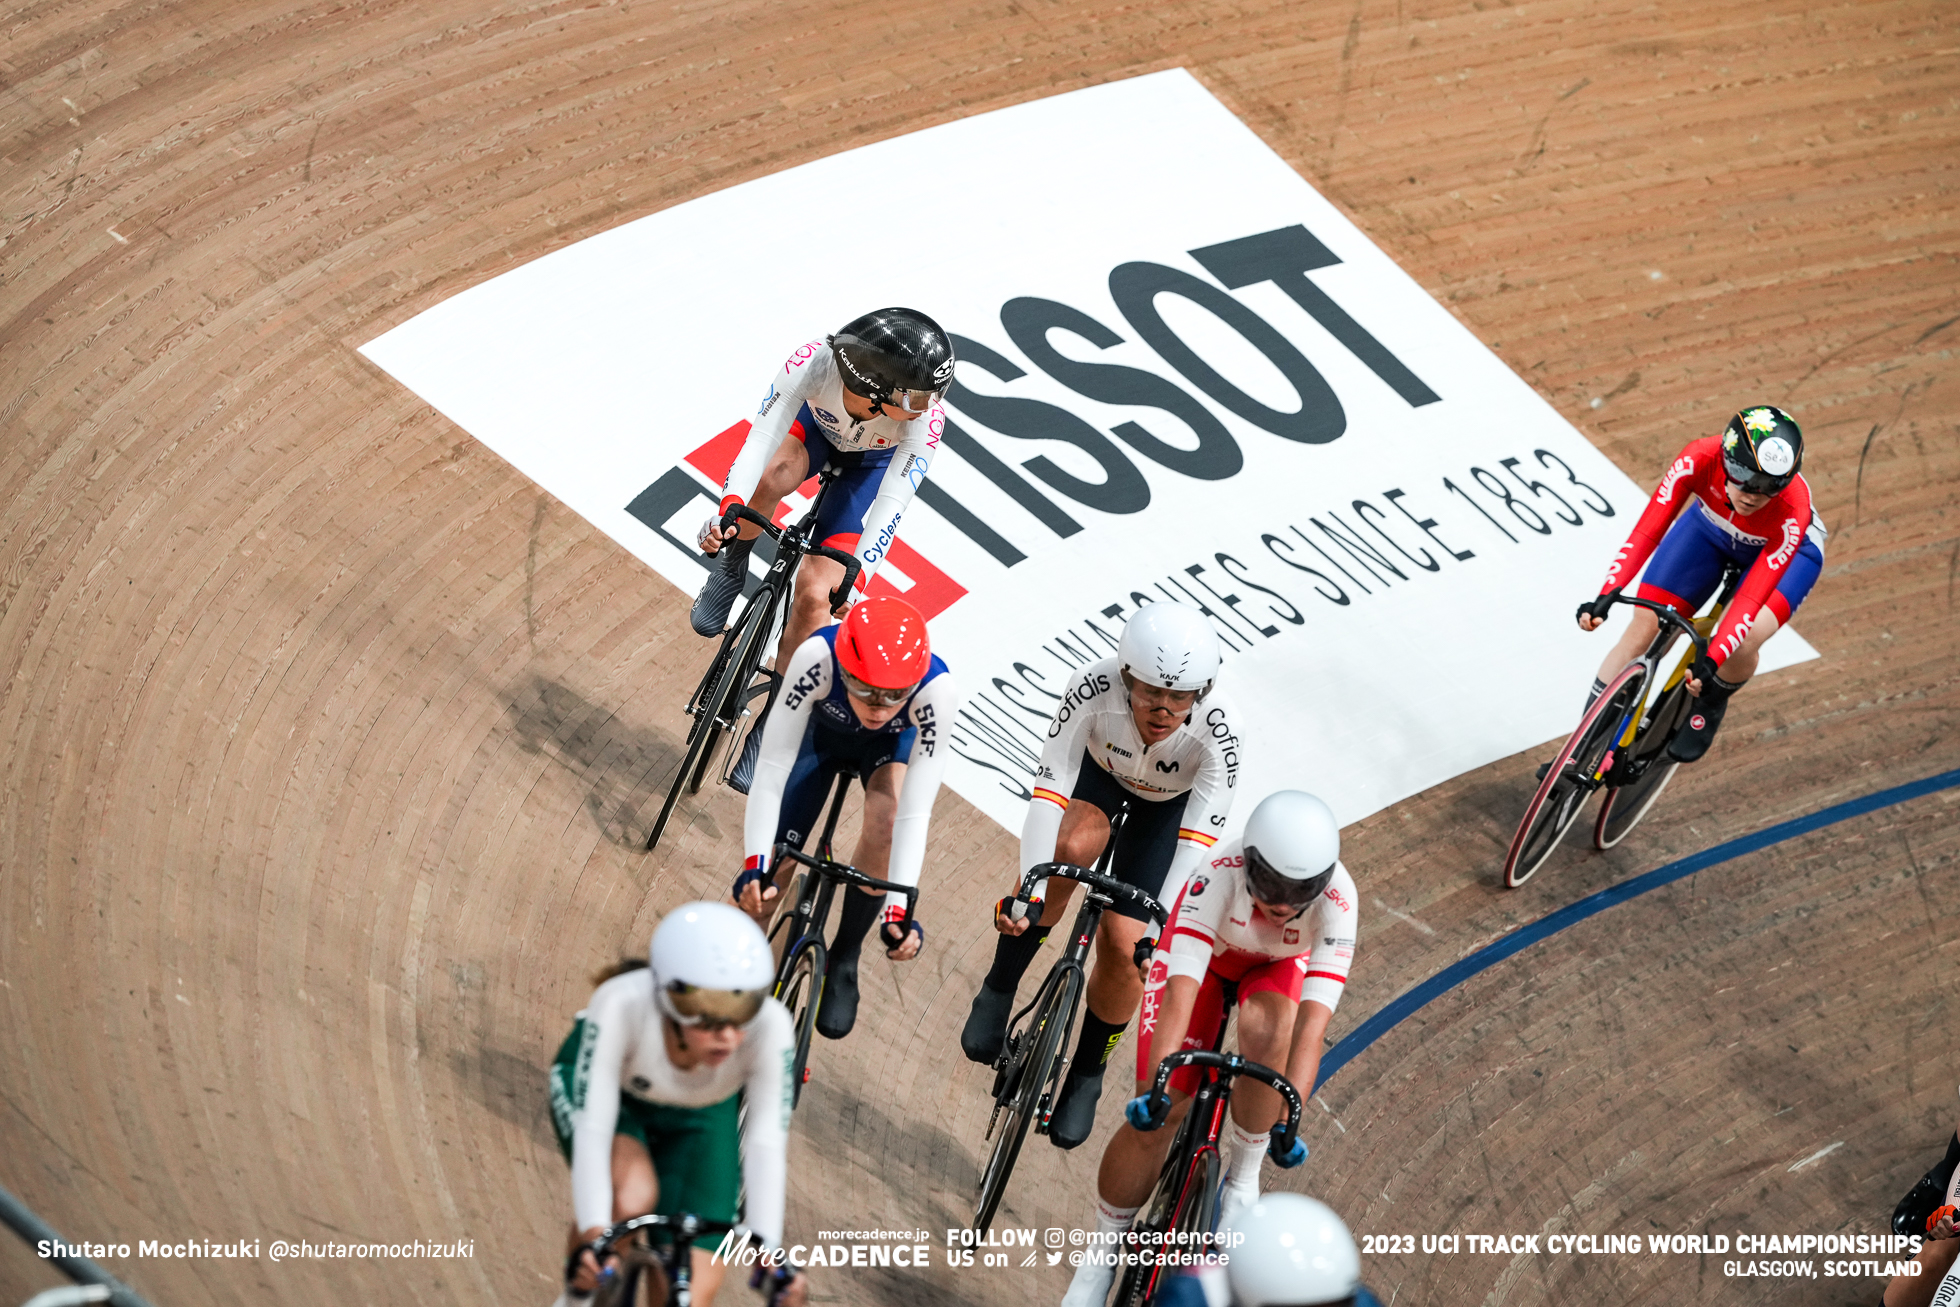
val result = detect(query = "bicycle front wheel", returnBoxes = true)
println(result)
[776,938,824,1110]
[974,968,1080,1233]
[1594,682,1689,849]
[1504,662,1646,888]
[1113,1110,1219,1307]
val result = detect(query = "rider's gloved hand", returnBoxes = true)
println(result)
[1685,654,1723,698]
[1125,1094,1168,1131]
[565,1228,609,1295]
[1268,1132,1309,1169]
[750,1263,807,1306]
[881,910,924,960]
[733,861,777,914]
[994,894,1040,936]
[1575,587,1620,630]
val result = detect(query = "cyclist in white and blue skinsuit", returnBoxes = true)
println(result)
[689,308,954,683]
[732,597,960,1042]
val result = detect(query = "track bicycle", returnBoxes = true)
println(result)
[973,803,1169,1233]
[764,768,917,1110]
[1503,568,1738,887]
[579,1213,790,1307]
[1111,1045,1305,1307]
[644,468,860,854]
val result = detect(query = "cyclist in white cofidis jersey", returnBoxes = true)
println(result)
[961,601,1243,1152]
[1058,792,1358,1307]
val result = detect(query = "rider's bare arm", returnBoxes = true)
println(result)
[1284,998,1336,1103]
[1138,972,1200,1093]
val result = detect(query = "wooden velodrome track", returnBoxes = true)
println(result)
[2,0,1956,1303]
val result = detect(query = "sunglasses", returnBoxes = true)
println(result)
[665,982,765,1028]
[839,668,919,707]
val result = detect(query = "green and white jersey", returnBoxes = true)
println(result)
[559,969,795,1245]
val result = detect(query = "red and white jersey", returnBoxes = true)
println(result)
[719,341,945,590]
[1599,435,1826,665]
[1162,839,1358,1014]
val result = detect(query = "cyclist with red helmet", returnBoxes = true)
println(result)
[732,596,959,1039]
[1574,405,1825,761]
[690,308,953,674]
[1057,791,1358,1307]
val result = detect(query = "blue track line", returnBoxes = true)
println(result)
[1314,767,1960,1093]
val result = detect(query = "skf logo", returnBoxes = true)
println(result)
[1654,454,1695,506]
[1155,759,1180,773]
[1325,886,1350,911]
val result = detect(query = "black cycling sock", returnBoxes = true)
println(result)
[1068,1009,1128,1079]
[829,888,882,969]
[1584,677,1607,712]
[983,925,1049,993]
[1710,671,1745,698]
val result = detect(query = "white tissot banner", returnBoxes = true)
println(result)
[360,68,1815,841]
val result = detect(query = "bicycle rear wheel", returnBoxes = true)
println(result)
[974,968,1079,1233]
[1504,662,1646,888]
[775,938,824,1110]
[1593,682,1689,849]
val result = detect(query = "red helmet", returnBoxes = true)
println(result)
[836,597,931,691]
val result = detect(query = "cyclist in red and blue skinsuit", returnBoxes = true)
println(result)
[1575,405,1825,761]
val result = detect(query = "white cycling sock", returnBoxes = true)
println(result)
[1094,1195,1140,1234]
[1222,1117,1266,1193]
[1060,1200,1138,1307]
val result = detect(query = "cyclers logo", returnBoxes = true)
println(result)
[1048,670,1113,738]
[1205,707,1240,786]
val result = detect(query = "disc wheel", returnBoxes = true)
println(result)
[775,939,824,1111]
[1504,662,1647,888]
[1594,684,1689,849]
[974,970,1077,1233]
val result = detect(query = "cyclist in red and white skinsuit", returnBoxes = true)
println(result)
[1056,791,1357,1307]
[1575,404,1824,761]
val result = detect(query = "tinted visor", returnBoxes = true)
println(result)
[1721,450,1792,497]
[883,385,945,414]
[665,982,765,1027]
[839,667,920,707]
[1243,845,1334,909]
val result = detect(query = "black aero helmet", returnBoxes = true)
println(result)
[828,308,955,414]
[1721,405,1804,495]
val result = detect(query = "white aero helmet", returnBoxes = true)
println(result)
[648,901,774,1027]
[1241,791,1341,912]
[1223,1193,1361,1306]
[1118,601,1221,697]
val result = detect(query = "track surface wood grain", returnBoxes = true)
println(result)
[2,2,1955,1304]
